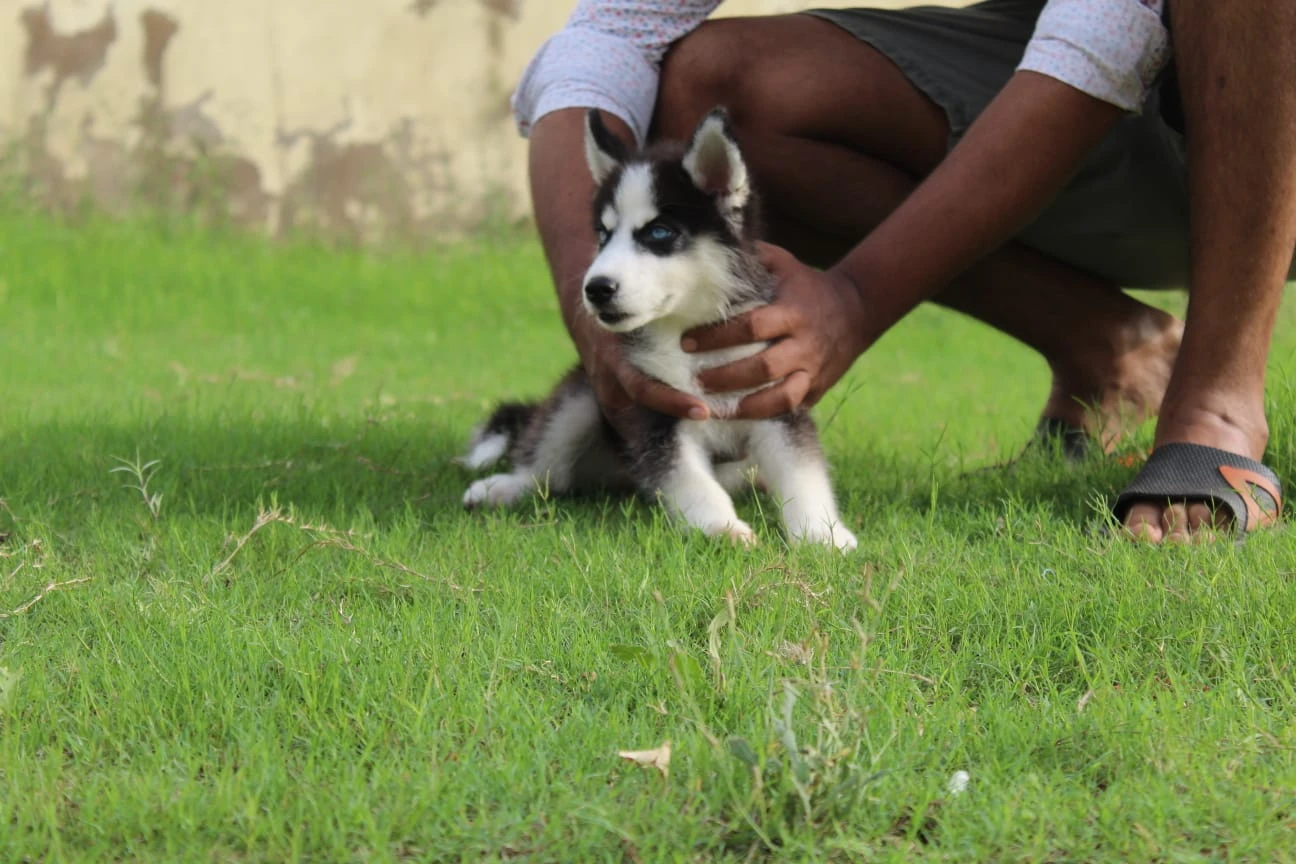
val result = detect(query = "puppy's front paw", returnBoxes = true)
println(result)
[792,521,858,553]
[827,523,858,553]
[463,473,532,509]
[708,521,758,548]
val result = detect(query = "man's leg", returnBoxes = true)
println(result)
[654,15,1182,450]
[1120,1,1296,541]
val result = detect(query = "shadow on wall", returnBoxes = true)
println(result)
[9,1,523,245]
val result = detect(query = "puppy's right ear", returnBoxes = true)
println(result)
[584,110,628,185]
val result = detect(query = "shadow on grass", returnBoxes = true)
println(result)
[0,414,469,527]
[830,446,1144,537]
[2,404,1290,539]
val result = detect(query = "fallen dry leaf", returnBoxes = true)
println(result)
[618,740,671,778]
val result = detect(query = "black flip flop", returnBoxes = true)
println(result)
[1112,442,1283,535]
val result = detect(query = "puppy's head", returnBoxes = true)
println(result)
[580,108,760,333]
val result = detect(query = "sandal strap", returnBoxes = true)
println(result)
[1112,443,1282,532]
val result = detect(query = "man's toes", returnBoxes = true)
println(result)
[1162,503,1193,543]
[1122,502,1165,542]
[1186,501,1232,537]
[1121,499,1235,544]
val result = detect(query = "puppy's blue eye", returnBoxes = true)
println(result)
[595,227,612,247]
[645,223,677,243]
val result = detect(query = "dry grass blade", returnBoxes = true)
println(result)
[209,507,286,579]
[211,507,474,594]
[0,577,93,619]
[1077,689,1096,714]
[273,535,475,594]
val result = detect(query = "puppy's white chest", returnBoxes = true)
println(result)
[628,328,766,418]
[680,417,755,459]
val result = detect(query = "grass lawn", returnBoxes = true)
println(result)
[2,210,1295,862]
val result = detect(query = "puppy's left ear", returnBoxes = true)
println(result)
[584,109,629,185]
[682,108,750,210]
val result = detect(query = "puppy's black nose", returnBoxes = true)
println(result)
[584,277,618,307]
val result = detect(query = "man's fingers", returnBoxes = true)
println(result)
[622,368,708,420]
[696,340,801,394]
[755,240,798,274]
[591,372,632,413]
[683,305,796,353]
[731,370,813,420]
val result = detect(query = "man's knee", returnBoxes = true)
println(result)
[655,19,760,141]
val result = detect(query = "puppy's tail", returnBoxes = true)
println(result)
[460,401,536,470]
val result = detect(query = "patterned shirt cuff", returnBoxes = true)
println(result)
[511,27,659,145]
[1018,0,1170,112]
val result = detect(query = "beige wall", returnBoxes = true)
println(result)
[2,0,957,243]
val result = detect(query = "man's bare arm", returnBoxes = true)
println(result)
[834,70,1124,343]
[687,70,1128,418]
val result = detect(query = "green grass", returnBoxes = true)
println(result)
[2,209,1296,862]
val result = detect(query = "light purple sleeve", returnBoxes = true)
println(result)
[511,1,722,146]
[516,0,1173,145]
[1017,0,1171,112]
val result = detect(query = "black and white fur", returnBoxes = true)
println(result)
[461,108,856,551]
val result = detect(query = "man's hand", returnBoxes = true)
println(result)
[682,243,867,419]
[574,311,710,422]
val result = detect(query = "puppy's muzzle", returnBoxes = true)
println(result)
[583,276,628,325]
[583,276,618,308]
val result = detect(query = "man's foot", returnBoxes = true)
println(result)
[1039,308,1184,453]
[1119,399,1274,542]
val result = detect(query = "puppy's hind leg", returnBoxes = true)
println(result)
[748,417,857,552]
[463,379,602,510]
[463,471,540,509]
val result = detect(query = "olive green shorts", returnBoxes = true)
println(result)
[807,1,1293,289]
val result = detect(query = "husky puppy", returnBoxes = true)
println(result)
[461,108,856,551]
